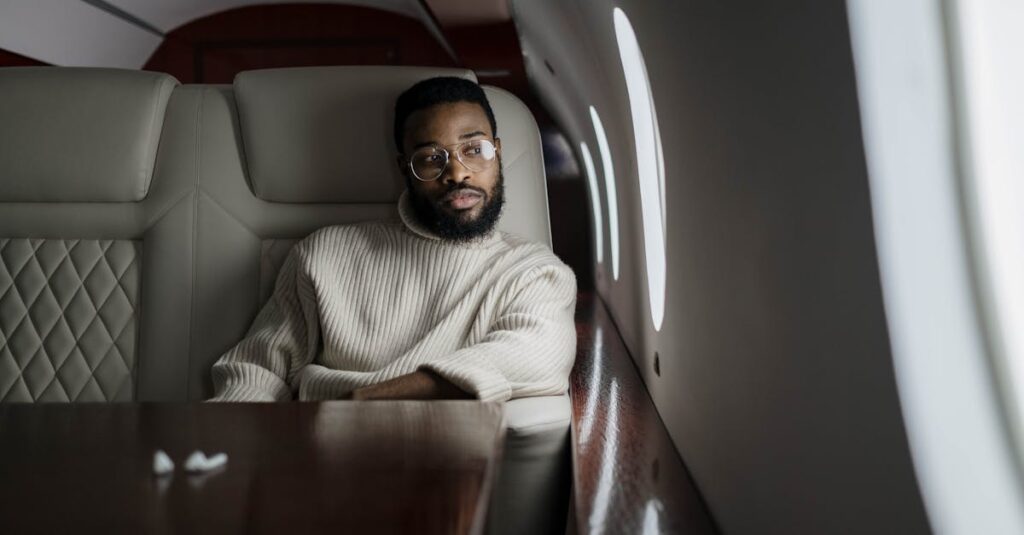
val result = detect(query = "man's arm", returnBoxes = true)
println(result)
[349,370,473,400]
[209,246,320,402]
[414,262,578,403]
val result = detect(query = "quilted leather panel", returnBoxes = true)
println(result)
[0,239,140,402]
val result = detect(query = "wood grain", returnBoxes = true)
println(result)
[570,293,719,534]
[0,401,504,535]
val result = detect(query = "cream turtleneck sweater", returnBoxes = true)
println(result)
[209,192,578,403]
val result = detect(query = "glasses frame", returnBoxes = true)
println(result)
[405,138,499,182]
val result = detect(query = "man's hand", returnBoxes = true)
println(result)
[349,370,473,400]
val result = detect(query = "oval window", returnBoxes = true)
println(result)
[580,141,605,265]
[590,106,620,281]
[614,7,667,330]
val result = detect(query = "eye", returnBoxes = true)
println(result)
[415,152,442,164]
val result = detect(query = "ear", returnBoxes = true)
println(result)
[494,137,502,155]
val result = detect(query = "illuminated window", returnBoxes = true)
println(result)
[613,7,666,330]
[580,141,604,265]
[955,0,1024,444]
[590,106,620,280]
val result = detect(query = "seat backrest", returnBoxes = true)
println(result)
[0,66,550,402]
[0,67,189,402]
[231,66,551,242]
[162,66,550,400]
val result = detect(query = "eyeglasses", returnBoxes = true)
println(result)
[406,139,498,182]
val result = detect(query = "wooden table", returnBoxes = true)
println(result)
[0,401,506,535]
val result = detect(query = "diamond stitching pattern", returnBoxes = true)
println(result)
[0,239,140,402]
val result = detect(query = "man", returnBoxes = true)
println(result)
[210,77,577,402]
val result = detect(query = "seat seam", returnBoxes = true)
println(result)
[13,247,53,400]
[33,244,84,399]
[77,243,122,400]
[30,242,79,400]
[144,188,196,230]
[140,76,160,201]
[141,76,173,200]
[197,188,262,239]
[131,240,143,402]
[7,241,45,377]
[500,147,527,170]
[185,88,205,401]
[87,242,137,394]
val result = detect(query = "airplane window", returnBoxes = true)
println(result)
[614,7,666,331]
[954,0,1024,435]
[590,105,620,281]
[580,141,605,265]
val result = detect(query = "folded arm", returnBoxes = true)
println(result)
[209,246,320,402]
[349,369,473,400]
[415,263,578,403]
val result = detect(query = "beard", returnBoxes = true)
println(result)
[407,167,506,243]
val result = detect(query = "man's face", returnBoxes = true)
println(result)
[399,101,504,241]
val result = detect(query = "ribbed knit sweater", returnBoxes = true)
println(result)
[209,192,578,403]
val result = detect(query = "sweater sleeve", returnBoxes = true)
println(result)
[208,245,321,402]
[418,262,578,403]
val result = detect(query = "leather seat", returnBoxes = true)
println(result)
[0,67,188,402]
[188,67,572,534]
[1,64,570,532]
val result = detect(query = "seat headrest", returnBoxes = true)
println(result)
[234,66,477,204]
[482,85,551,244]
[233,66,551,245]
[0,67,178,203]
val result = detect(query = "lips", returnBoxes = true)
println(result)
[443,188,484,210]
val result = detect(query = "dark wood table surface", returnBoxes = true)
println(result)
[0,401,506,535]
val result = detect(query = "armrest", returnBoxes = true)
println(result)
[504,393,571,437]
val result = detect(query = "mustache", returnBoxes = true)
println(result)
[439,185,487,202]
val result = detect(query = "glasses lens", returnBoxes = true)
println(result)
[456,139,496,172]
[411,148,447,181]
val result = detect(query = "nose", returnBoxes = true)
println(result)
[441,155,473,186]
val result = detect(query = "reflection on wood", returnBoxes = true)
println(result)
[571,293,719,534]
[0,401,504,535]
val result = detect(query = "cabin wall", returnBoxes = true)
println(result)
[512,0,931,533]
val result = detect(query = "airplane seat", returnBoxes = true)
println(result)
[184,66,571,534]
[0,67,191,402]
[0,64,571,528]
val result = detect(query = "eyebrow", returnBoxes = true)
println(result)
[411,130,488,151]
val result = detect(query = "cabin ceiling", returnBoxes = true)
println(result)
[0,0,511,68]
[104,0,423,33]
[424,0,511,28]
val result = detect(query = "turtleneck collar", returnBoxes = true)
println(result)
[397,190,502,247]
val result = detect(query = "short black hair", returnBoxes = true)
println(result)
[393,77,497,152]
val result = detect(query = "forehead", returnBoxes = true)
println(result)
[403,101,492,147]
